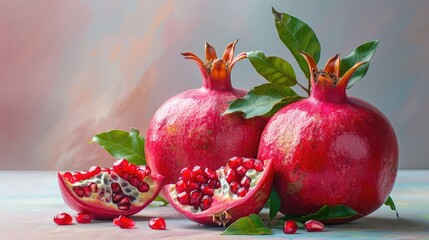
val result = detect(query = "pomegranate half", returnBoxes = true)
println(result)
[257,52,399,223]
[164,157,274,226]
[145,40,267,184]
[58,159,165,219]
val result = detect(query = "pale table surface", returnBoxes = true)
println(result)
[1,170,428,240]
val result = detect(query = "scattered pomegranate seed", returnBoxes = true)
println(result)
[75,212,92,224]
[283,220,298,234]
[53,212,73,225]
[305,219,324,232]
[114,215,135,229]
[149,217,166,230]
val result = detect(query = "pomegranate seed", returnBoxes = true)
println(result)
[177,191,190,205]
[236,166,247,177]
[121,172,130,180]
[101,167,111,174]
[242,158,255,169]
[112,193,124,203]
[111,182,121,193]
[140,165,151,175]
[189,190,202,206]
[118,197,131,210]
[187,181,200,191]
[200,195,212,211]
[63,172,74,183]
[204,167,217,179]
[83,185,92,197]
[225,169,236,183]
[75,212,92,224]
[149,217,166,230]
[80,170,90,180]
[113,217,120,226]
[208,179,220,188]
[240,176,251,188]
[192,166,203,177]
[176,180,187,193]
[283,220,298,234]
[73,186,84,198]
[112,159,129,172]
[114,215,135,229]
[72,171,82,181]
[136,169,147,179]
[89,182,98,192]
[127,164,138,175]
[104,191,112,202]
[228,157,243,169]
[53,212,73,225]
[88,166,101,176]
[195,174,206,184]
[129,175,141,188]
[305,219,324,232]
[230,181,240,194]
[236,187,248,197]
[181,167,194,181]
[138,182,150,192]
[253,160,264,171]
[200,184,214,196]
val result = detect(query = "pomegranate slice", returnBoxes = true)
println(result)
[164,157,274,226]
[58,159,165,219]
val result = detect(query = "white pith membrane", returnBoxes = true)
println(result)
[167,167,263,213]
[64,171,158,208]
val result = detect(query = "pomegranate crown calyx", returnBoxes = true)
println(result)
[181,40,247,84]
[299,51,366,89]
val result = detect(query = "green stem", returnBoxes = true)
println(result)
[297,81,310,96]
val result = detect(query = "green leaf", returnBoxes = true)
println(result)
[247,51,297,86]
[384,196,399,217]
[269,189,281,221]
[151,195,169,206]
[222,214,273,235]
[340,40,379,88]
[91,128,146,165]
[272,7,321,79]
[224,83,303,118]
[281,205,360,222]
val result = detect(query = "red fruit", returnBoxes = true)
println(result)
[283,220,298,234]
[305,219,324,232]
[53,212,73,225]
[145,40,267,185]
[164,157,274,226]
[75,212,92,224]
[58,159,165,219]
[257,52,399,223]
[149,217,166,230]
[114,215,135,229]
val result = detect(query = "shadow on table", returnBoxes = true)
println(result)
[332,217,429,233]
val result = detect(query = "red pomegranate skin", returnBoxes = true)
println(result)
[257,53,399,222]
[146,41,267,184]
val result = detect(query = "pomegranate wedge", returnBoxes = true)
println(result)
[58,159,165,219]
[165,157,274,226]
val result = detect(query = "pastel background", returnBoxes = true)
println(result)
[1,0,428,170]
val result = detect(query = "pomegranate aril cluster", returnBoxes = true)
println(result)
[176,166,220,211]
[225,157,263,197]
[66,159,152,211]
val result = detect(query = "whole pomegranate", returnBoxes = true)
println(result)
[145,40,267,184]
[257,52,398,223]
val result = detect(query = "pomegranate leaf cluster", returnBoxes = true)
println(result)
[91,128,146,166]
[225,8,379,119]
[281,205,359,222]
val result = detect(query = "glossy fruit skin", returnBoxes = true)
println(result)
[149,217,166,230]
[54,212,73,225]
[57,160,165,219]
[257,53,399,223]
[145,41,267,184]
[164,158,274,226]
